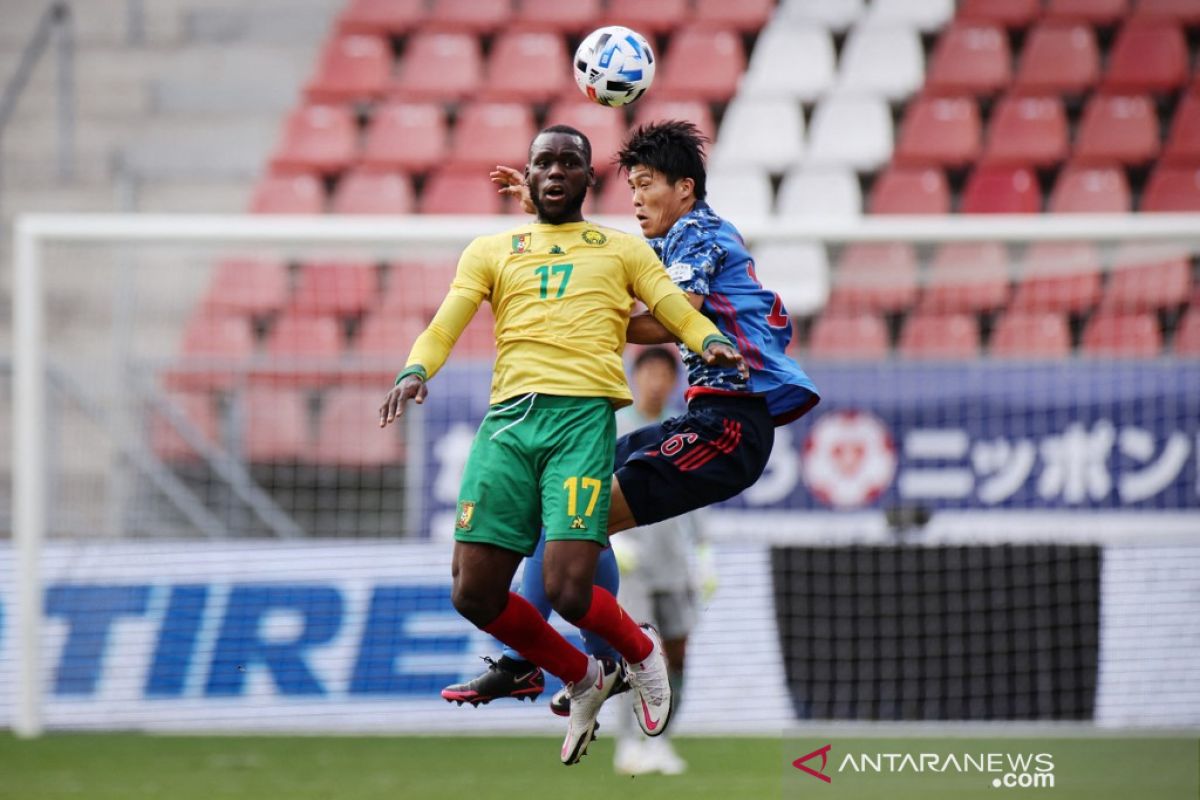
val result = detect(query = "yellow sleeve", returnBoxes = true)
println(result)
[626,241,730,354]
[399,240,492,382]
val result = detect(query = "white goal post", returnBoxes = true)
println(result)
[10,211,1200,738]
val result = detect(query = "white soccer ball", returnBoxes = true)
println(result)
[573,26,655,107]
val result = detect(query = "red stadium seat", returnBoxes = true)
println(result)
[632,99,717,143]
[827,243,919,313]
[238,387,311,462]
[313,387,403,466]
[378,260,458,317]
[448,102,536,170]
[808,313,890,360]
[921,242,1011,314]
[390,32,483,101]
[982,95,1068,167]
[250,173,325,214]
[1046,0,1128,25]
[1082,312,1163,357]
[150,391,220,463]
[894,95,982,168]
[1014,23,1099,95]
[926,23,1012,96]
[597,176,634,215]
[337,0,426,35]
[959,0,1041,28]
[868,167,950,215]
[1133,0,1200,25]
[351,313,431,384]
[291,262,378,318]
[361,102,447,174]
[257,313,345,387]
[421,166,505,214]
[1012,242,1103,314]
[456,305,498,359]
[1103,21,1188,94]
[1104,244,1192,311]
[990,312,1072,358]
[331,170,414,215]
[269,103,357,175]
[304,35,392,103]
[203,258,290,319]
[898,313,981,359]
[545,99,625,174]
[1049,165,1132,213]
[1174,307,1200,356]
[694,0,775,32]
[481,31,571,103]
[602,0,689,35]
[1142,164,1200,211]
[427,0,511,34]
[170,313,256,391]
[513,0,601,33]
[1075,94,1160,165]
[656,26,745,103]
[961,166,1041,214]
[1164,92,1200,164]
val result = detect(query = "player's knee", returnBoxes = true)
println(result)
[544,578,591,623]
[451,581,503,628]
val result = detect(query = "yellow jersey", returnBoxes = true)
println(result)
[405,220,724,407]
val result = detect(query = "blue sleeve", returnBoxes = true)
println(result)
[661,223,725,297]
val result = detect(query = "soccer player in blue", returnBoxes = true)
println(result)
[443,120,820,718]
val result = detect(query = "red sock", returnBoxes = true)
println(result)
[575,586,653,663]
[482,592,588,684]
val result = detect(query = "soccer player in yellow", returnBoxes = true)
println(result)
[378,125,744,765]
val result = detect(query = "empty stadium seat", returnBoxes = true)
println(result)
[269,104,357,175]
[378,260,458,317]
[304,34,392,103]
[959,0,1042,28]
[657,26,745,103]
[597,177,633,215]
[711,98,804,173]
[448,102,536,170]
[356,313,431,355]
[421,166,504,214]
[921,242,1011,313]
[455,305,498,358]
[1049,165,1132,212]
[837,26,924,101]
[868,167,951,214]
[171,313,256,391]
[826,243,919,313]
[150,391,220,463]
[360,102,447,174]
[705,168,774,223]
[603,0,689,35]
[1012,242,1103,313]
[331,170,414,215]
[1014,23,1099,95]
[238,386,310,462]
[632,99,716,142]
[481,31,571,103]
[203,258,290,319]
[898,313,981,359]
[1142,164,1200,211]
[778,0,864,31]
[1104,244,1192,310]
[1103,21,1188,94]
[337,0,426,35]
[990,312,1072,358]
[1082,312,1163,357]
[961,166,1041,213]
[1046,0,1128,25]
[694,0,774,31]
[291,262,377,318]
[1164,93,1200,164]
[740,24,835,102]
[776,168,862,218]
[895,95,982,168]
[808,313,890,360]
[250,174,325,214]
[427,0,511,34]
[806,95,893,172]
[748,244,830,317]
[1075,94,1160,165]
[1133,0,1200,26]
[926,23,1012,96]
[545,100,625,175]
[513,0,600,33]
[314,387,403,466]
[866,0,954,31]
[982,95,1068,167]
[1174,307,1200,356]
[257,313,345,387]
[390,32,483,101]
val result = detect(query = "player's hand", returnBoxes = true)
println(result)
[702,341,749,380]
[490,164,535,215]
[379,375,428,428]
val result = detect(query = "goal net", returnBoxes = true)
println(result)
[3,212,1198,736]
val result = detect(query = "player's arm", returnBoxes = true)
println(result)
[627,292,704,344]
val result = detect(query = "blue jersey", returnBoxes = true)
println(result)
[649,202,820,425]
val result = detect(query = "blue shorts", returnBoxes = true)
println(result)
[614,393,778,526]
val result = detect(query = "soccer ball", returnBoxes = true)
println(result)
[573,26,655,107]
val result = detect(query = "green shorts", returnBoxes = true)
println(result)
[454,394,616,556]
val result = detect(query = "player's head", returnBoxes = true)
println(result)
[617,120,708,239]
[631,346,679,417]
[525,125,595,225]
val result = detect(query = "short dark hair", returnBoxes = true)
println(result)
[616,120,708,201]
[532,124,592,166]
[633,345,679,374]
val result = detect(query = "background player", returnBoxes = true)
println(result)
[380,124,744,764]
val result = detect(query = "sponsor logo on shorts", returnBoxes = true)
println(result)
[581,229,607,246]
[456,501,476,530]
[512,233,531,254]
[570,516,587,530]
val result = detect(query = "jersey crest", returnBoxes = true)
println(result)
[456,501,476,530]
[511,233,531,254]
[581,229,607,246]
